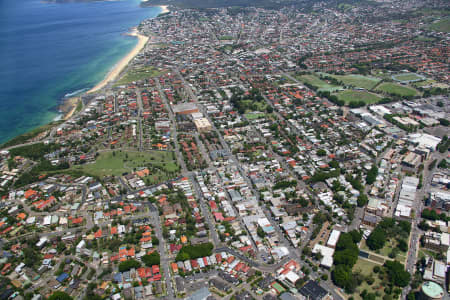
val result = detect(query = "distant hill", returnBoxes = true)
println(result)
[141,0,313,9]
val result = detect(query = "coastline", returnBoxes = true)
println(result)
[86,27,149,94]
[1,6,162,148]
[159,5,169,14]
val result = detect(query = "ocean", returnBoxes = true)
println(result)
[0,0,161,144]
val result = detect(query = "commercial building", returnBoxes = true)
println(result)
[173,103,199,115]
[193,118,212,133]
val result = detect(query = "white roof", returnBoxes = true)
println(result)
[313,244,335,258]
[285,271,300,283]
[434,261,446,278]
[407,133,441,150]
[441,233,450,247]
[327,230,341,247]
[321,255,334,268]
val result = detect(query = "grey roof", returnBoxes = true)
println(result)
[299,280,328,300]
[185,287,211,300]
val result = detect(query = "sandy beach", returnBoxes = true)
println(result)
[87,28,149,94]
[159,5,170,13]
[62,97,80,120]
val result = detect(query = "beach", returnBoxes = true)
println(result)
[87,28,149,94]
[159,5,170,13]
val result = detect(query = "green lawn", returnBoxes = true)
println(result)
[71,150,179,180]
[414,36,436,42]
[239,99,268,113]
[327,74,381,90]
[375,82,418,97]
[429,18,450,33]
[392,73,424,82]
[295,74,343,92]
[412,79,436,88]
[335,90,382,104]
[352,259,386,300]
[116,66,167,85]
[360,238,407,263]
[245,112,266,120]
[219,35,233,40]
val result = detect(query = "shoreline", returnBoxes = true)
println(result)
[86,27,149,94]
[159,5,169,14]
[1,10,160,148]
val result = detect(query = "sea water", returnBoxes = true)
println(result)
[0,0,160,143]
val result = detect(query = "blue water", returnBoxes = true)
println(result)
[0,0,160,143]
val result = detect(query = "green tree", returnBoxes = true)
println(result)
[118,259,141,272]
[48,292,73,300]
[142,252,160,266]
[366,165,378,185]
[366,227,386,250]
[357,193,368,207]
[384,260,411,287]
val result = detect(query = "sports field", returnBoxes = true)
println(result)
[375,82,418,97]
[328,74,381,90]
[245,112,266,120]
[429,18,450,33]
[295,74,343,92]
[392,73,424,82]
[335,90,382,104]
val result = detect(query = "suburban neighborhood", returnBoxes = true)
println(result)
[0,0,449,300]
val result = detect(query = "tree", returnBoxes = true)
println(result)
[366,227,386,250]
[48,292,73,300]
[407,292,415,300]
[397,239,408,252]
[118,259,141,272]
[384,260,411,287]
[357,194,368,207]
[257,226,266,238]
[142,252,160,266]
[349,230,363,243]
[332,264,357,293]
[317,149,327,156]
[366,165,378,185]
[332,232,360,292]
[175,243,214,261]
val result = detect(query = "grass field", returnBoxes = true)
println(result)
[219,35,233,40]
[412,79,436,88]
[335,90,382,104]
[392,73,424,82]
[327,74,381,90]
[116,66,167,85]
[352,259,386,300]
[72,150,179,182]
[360,238,407,263]
[240,99,268,112]
[295,74,343,92]
[414,36,436,42]
[375,82,418,97]
[245,112,266,120]
[429,18,450,33]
